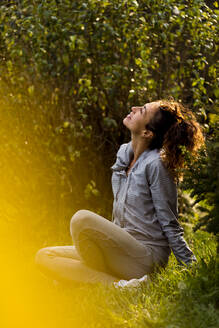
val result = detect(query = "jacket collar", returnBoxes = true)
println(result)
[111,141,152,172]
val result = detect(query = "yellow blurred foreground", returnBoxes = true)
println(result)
[0,230,101,328]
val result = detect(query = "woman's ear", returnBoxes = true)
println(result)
[142,129,153,139]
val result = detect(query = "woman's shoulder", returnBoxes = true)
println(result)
[116,141,133,163]
[136,149,164,174]
[111,142,133,171]
[116,141,132,155]
[144,149,161,166]
[145,150,176,185]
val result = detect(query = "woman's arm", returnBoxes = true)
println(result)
[146,158,197,266]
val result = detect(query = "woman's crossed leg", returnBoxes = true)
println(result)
[35,210,153,286]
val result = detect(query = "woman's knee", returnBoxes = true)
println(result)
[70,209,92,237]
[35,247,52,268]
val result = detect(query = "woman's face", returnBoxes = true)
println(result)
[123,101,160,135]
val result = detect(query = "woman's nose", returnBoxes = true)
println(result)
[131,106,140,112]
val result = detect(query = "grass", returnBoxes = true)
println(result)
[1,227,218,328]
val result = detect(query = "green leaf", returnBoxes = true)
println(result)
[62,54,69,66]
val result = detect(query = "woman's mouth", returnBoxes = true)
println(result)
[126,114,131,120]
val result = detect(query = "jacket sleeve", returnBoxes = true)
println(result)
[146,158,197,266]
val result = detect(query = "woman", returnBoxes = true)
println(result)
[35,98,204,287]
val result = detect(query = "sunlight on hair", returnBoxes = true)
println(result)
[157,98,205,181]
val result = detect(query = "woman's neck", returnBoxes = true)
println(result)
[131,135,151,164]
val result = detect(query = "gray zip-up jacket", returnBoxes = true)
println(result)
[111,141,196,266]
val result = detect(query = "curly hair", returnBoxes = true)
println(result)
[145,97,205,181]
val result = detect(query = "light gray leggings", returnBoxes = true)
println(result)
[35,210,170,285]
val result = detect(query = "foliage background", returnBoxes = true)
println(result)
[0,0,218,251]
[0,1,218,327]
